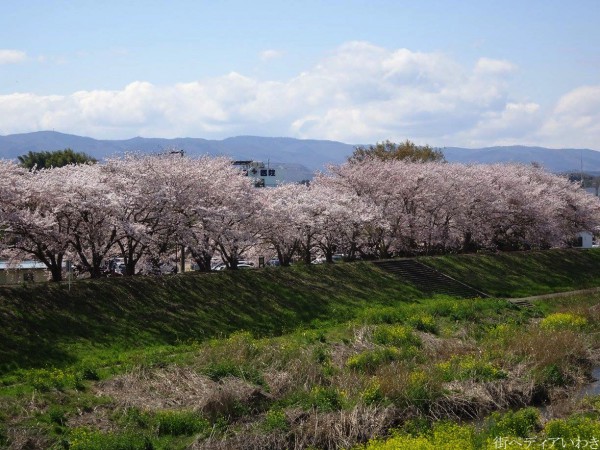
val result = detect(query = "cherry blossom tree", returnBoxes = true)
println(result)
[0,163,70,281]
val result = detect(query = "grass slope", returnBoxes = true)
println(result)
[2,248,600,373]
[1,249,600,449]
[0,262,422,373]
[420,248,600,297]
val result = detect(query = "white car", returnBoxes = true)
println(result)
[214,263,254,270]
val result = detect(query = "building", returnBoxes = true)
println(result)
[233,160,278,187]
[575,231,594,249]
[0,260,48,284]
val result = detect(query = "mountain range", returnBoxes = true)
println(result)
[1,131,600,178]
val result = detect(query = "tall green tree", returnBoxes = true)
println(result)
[348,140,445,164]
[17,148,97,169]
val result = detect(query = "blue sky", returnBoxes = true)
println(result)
[1,0,599,149]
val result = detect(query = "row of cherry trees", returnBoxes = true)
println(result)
[1,155,599,281]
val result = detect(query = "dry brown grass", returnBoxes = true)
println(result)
[191,404,399,450]
[6,427,50,450]
[94,365,271,420]
[95,365,217,410]
[417,331,474,362]
[65,405,117,433]
[506,328,590,379]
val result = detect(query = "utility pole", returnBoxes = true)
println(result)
[170,149,186,273]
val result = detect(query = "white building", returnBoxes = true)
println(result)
[575,231,594,249]
[233,160,278,187]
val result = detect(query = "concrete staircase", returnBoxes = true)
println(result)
[373,259,489,298]
[506,298,535,308]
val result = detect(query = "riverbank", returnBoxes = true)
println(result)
[1,250,599,448]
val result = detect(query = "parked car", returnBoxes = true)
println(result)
[214,263,254,270]
[312,254,346,264]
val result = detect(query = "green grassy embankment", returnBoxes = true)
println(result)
[421,248,600,298]
[0,249,599,449]
[2,248,600,374]
[0,262,423,373]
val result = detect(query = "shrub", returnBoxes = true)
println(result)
[540,313,587,331]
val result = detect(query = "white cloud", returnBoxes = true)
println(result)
[0,41,598,150]
[474,57,517,75]
[538,85,600,148]
[259,49,284,61]
[0,49,27,64]
[454,102,542,147]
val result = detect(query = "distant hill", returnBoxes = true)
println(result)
[443,146,600,173]
[2,131,600,175]
[0,132,353,175]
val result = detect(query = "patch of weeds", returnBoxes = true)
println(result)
[505,327,587,383]
[307,385,344,411]
[357,307,405,325]
[363,421,475,449]
[78,366,101,381]
[545,416,600,440]
[372,324,421,348]
[483,323,515,346]
[437,355,507,382]
[403,370,443,411]
[361,379,384,405]
[407,314,437,333]
[154,410,210,436]
[119,406,153,429]
[312,345,331,365]
[540,312,588,331]
[536,363,567,387]
[378,366,444,411]
[201,361,265,387]
[347,348,403,374]
[27,367,83,392]
[425,297,514,324]
[0,425,6,448]
[67,428,154,450]
[282,385,345,412]
[205,331,262,364]
[400,417,432,437]
[262,408,289,432]
[483,407,541,438]
[312,345,336,379]
[47,405,68,427]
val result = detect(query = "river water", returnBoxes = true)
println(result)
[575,366,600,398]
